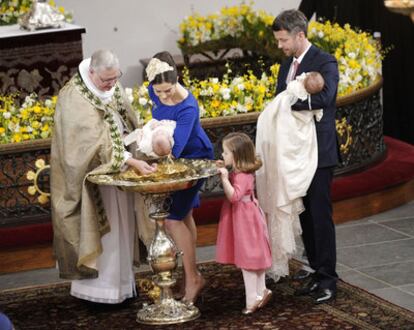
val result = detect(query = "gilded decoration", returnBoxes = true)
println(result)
[335,118,353,154]
[137,279,161,304]
[26,158,50,204]
[385,0,414,22]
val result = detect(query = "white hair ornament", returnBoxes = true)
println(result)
[146,58,174,82]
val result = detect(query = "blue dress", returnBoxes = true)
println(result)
[149,84,214,220]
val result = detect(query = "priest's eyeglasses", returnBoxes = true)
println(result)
[97,71,123,84]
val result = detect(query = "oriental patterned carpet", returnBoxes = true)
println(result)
[1,261,413,330]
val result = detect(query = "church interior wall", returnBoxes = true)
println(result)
[58,0,300,87]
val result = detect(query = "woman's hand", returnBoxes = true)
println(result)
[126,158,157,175]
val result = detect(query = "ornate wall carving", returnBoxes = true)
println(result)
[0,25,85,98]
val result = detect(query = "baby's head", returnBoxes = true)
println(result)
[152,130,173,157]
[304,72,324,94]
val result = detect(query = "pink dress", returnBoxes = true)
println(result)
[216,172,272,270]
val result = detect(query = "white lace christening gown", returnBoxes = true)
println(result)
[256,73,323,282]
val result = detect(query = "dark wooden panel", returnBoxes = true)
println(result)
[0,243,54,274]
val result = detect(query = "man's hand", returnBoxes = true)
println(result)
[126,158,157,175]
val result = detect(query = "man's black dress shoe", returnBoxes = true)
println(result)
[294,278,319,296]
[313,288,336,304]
[292,269,312,281]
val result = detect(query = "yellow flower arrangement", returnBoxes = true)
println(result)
[2,66,278,144]
[178,2,382,97]
[126,63,279,123]
[308,21,382,96]
[0,93,56,144]
[0,0,72,26]
[125,83,153,126]
[182,64,279,118]
[178,1,280,59]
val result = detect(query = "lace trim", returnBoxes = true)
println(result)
[266,199,303,282]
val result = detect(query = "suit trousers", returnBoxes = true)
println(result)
[300,167,338,291]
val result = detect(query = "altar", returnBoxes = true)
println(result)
[0,23,85,98]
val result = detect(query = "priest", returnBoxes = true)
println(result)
[50,49,156,304]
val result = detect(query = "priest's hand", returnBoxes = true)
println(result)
[126,158,157,175]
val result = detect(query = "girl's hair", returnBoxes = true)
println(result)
[223,132,262,173]
[151,51,178,84]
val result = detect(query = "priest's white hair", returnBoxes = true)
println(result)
[90,49,120,72]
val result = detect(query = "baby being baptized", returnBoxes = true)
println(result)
[124,119,176,158]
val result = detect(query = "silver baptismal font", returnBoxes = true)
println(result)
[88,158,218,325]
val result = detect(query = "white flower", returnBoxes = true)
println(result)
[125,88,134,103]
[245,96,253,104]
[348,52,356,59]
[232,77,243,85]
[220,87,231,100]
[317,31,324,38]
[236,104,247,113]
[138,97,148,106]
[210,78,219,84]
[199,105,206,118]
[3,112,11,119]
[45,99,52,107]
[41,116,53,122]
[136,116,145,127]
[237,83,245,91]
[223,108,235,116]
[200,87,214,96]
[138,85,147,95]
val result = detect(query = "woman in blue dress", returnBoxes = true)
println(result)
[146,51,214,304]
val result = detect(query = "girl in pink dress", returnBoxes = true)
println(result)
[216,132,273,315]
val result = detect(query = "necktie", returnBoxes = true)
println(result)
[289,60,299,83]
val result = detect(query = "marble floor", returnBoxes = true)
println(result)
[1,201,413,312]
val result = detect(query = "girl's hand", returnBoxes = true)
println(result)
[218,167,229,180]
[216,160,225,168]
